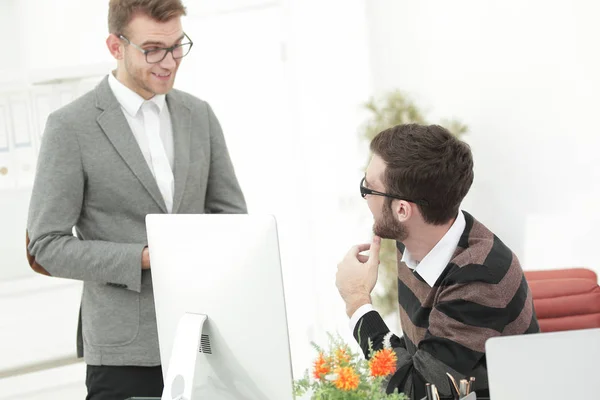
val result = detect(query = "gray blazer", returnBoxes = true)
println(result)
[27,76,247,366]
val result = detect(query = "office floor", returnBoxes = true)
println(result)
[0,362,86,400]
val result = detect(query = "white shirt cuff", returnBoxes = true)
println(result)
[349,303,375,333]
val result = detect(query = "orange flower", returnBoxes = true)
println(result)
[369,348,398,377]
[312,352,330,380]
[334,347,351,366]
[333,366,360,391]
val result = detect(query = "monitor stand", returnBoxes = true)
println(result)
[161,313,208,400]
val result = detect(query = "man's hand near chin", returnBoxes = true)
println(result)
[335,236,381,317]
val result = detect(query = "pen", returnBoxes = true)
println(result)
[431,384,440,400]
[426,383,433,400]
[459,379,468,397]
[468,376,475,393]
[446,372,460,400]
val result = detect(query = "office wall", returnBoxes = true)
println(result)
[365,0,600,274]
[16,0,112,72]
[0,0,23,83]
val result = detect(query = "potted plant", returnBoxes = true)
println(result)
[293,333,409,399]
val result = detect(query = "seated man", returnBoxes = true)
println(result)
[336,124,539,399]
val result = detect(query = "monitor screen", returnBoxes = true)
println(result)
[146,214,295,400]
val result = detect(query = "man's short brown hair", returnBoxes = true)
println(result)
[370,124,474,225]
[108,0,187,35]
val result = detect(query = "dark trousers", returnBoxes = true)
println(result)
[86,365,164,400]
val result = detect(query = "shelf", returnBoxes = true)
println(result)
[27,62,113,86]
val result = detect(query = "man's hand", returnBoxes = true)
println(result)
[336,235,381,317]
[142,247,151,270]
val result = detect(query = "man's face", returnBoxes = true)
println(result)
[120,14,184,98]
[364,155,408,241]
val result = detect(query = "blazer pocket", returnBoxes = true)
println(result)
[82,283,140,347]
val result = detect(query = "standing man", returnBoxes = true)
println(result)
[336,124,538,399]
[26,1,247,398]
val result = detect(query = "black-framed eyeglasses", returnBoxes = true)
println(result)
[360,177,429,206]
[119,33,194,64]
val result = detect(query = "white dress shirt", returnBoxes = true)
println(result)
[107,72,175,212]
[349,211,467,332]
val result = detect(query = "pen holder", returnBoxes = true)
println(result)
[419,393,477,400]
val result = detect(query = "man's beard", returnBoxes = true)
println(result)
[373,202,408,242]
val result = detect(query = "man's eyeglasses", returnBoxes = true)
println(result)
[360,177,429,206]
[119,33,194,64]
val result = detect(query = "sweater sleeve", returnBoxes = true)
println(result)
[354,266,538,398]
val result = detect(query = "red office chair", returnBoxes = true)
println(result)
[524,268,600,332]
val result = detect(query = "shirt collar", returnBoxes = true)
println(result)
[108,71,166,116]
[401,210,466,287]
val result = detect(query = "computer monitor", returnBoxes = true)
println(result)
[146,214,295,400]
[486,327,600,399]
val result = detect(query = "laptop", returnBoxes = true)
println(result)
[485,328,600,399]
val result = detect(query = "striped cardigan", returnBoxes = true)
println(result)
[354,211,539,399]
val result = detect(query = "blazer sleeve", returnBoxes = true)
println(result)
[26,112,145,292]
[203,103,248,214]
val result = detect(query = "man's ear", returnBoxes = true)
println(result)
[393,200,412,223]
[106,34,124,60]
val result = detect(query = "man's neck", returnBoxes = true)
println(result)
[113,69,154,100]
[402,218,455,263]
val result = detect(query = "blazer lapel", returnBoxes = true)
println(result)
[167,91,191,214]
[94,77,168,213]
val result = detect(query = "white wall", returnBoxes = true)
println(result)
[0,1,37,283]
[0,0,25,91]
[365,0,600,274]
[16,0,112,72]
[0,0,25,87]
[279,0,374,367]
